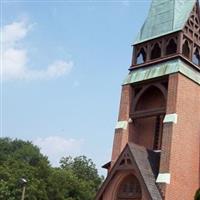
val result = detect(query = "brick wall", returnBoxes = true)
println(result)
[165,73,200,200]
[109,72,200,200]
[111,85,132,165]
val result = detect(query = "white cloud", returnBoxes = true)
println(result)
[34,136,84,166]
[1,21,31,46]
[1,20,73,81]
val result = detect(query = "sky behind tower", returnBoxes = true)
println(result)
[1,0,151,175]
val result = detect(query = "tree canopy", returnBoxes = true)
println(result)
[0,138,103,200]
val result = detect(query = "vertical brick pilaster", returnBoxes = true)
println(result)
[166,74,179,114]
[158,74,179,196]
[111,84,132,166]
[118,84,132,121]
[160,74,179,170]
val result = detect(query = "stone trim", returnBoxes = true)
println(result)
[156,173,171,184]
[123,59,200,85]
[115,121,128,130]
[163,113,178,124]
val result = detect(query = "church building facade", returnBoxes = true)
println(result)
[96,0,200,199]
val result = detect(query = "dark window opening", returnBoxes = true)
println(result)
[120,159,125,166]
[136,48,146,64]
[195,17,199,24]
[166,39,177,55]
[153,116,163,150]
[135,86,166,111]
[192,49,200,66]
[151,43,161,60]
[127,159,132,165]
[182,40,190,58]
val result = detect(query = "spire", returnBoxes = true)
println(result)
[134,0,197,44]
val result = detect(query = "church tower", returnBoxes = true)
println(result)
[96,0,200,200]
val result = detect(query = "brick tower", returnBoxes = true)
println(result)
[96,0,200,200]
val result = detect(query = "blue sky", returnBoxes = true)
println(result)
[1,0,151,174]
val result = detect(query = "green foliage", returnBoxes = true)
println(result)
[195,189,200,200]
[60,156,103,185]
[59,156,104,199]
[0,138,50,200]
[0,138,103,200]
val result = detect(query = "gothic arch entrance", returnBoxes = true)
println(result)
[116,175,142,200]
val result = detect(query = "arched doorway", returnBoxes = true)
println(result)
[116,175,142,200]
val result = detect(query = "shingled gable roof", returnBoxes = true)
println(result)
[134,0,198,44]
[95,143,162,200]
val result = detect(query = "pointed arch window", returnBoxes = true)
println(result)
[192,48,200,66]
[136,48,146,64]
[151,43,161,60]
[117,175,142,200]
[166,39,177,55]
[182,40,190,58]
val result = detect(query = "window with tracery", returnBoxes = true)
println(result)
[117,175,142,200]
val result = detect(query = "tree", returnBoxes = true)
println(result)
[0,138,50,200]
[195,189,200,200]
[60,156,104,199]
[0,138,103,200]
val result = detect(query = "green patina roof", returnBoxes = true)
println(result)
[134,0,197,44]
[123,59,200,85]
